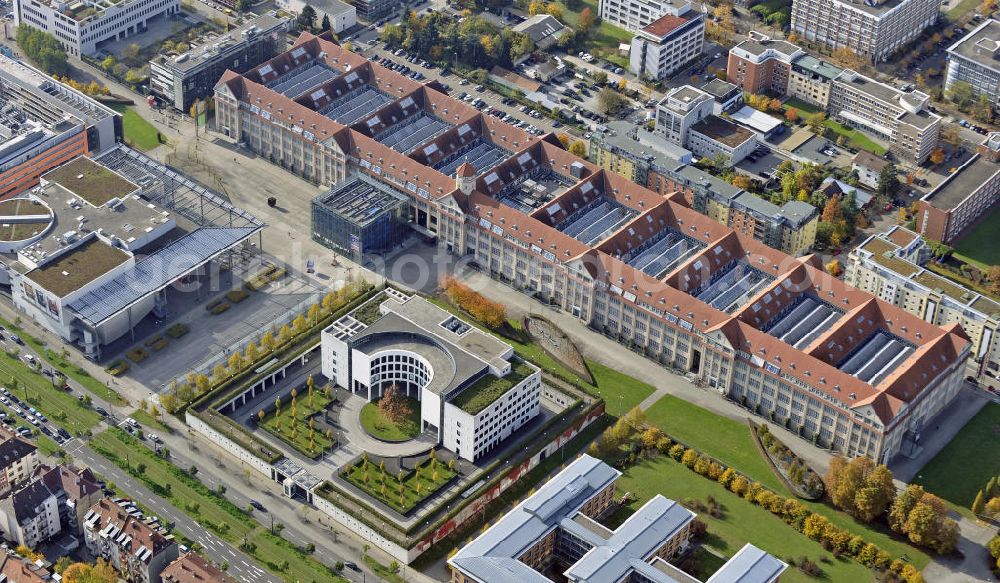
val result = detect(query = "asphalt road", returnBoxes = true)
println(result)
[65,440,280,583]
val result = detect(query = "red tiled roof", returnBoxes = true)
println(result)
[457,162,476,177]
[642,14,689,37]
[162,553,235,583]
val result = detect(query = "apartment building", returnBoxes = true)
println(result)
[0,437,38,496]
[0,551,54,582]
[0,478,60,548]
[946,19,1000,113]
[599,0,693,31]
[83,498,179,583]
[150,13,289,111]
[788,54,843,107]
[162,553,235,583]
[34,464,103,536]
[450,454,786,583]
[322,291,541,461]
[828,70,941,163]
[629,8,705,81]
[790,0,941,62]
[14,0,180,56]
[589,122,818,254]
[915,132,1000,244]
[847,226,1000,390]
[727,32,803,95]
[221,31,973,464]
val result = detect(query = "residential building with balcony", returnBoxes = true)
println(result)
[629,9,705,81]
[0,437,38,496]
[83,498,179,583]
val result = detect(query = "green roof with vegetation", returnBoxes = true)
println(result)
[352,292,387,325]
[452,361,535,415]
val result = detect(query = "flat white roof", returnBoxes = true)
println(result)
[731,106,783,134]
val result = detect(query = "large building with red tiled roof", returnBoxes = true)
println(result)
[215,31,971,463]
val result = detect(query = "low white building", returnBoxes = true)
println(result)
[274,0,356,32]
[322,291,541,461]
[14,0,180,56]
[687,115,757,164]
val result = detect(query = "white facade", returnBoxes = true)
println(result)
[654,85,714,146]
[629,14,705,81]
[275,0,356,32]
[945,19,1000,112]
[599,0,689,32]
[687,121,757,164]
[442,370,541,461]
[790,0,941,62]
[321,293,542,461]
[15,0,181,56]
[0,486,60,548]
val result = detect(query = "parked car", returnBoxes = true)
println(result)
[95,407,109,417]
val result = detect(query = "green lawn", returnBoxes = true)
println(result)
[616,456,874,583]
[359,399,420,442]
[643,395,930,568]
[953,207,1000,268]
[823,119,889,155]
[549,0,632,64]
[130,409,173,434]
[0,316,126,405]
[947,0,979,20]
[914,402,1000,509]
[91,428,348,583]
[0,351,101,435]
[644,395,787,493]
[783,96,823,115]
[111,105,161,151]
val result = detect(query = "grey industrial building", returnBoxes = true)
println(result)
[149,13,289,111]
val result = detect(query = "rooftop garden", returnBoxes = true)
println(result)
[258,382,336,459]
[451,361,535,415]
[340,451,457,515]
[352,292,388,325]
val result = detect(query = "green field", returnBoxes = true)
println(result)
[0,316,125,405]
[644,395,787,493]
[549,0,633,66]
[783,96,823,115]
[953,207,1000,268]
[824,119,889,155]
[92,428,348,583]
[0,351,101,434]
[643,395,930,568]
[914,402,1000,509]
[360,399,420,442]
[616,456,875,583]
[130,409,173,434]
[111,105,162,151]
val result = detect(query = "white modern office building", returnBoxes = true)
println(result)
[790,0,941,62]
[628,4,705,81]
[322,291,541,461]
[14,0,180,56]
[945,19,1000,113]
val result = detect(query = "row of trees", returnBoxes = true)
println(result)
[588,408,926,582]
[15,26,68,76]
[970,474,1000,517]
[382,10,531,72]
[52,74,110,98]
[443,276,507,329]
[827,456,959,554]
[161,282,370,412]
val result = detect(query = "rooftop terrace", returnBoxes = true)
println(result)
[451,361,536,415]
[499,169,575,214]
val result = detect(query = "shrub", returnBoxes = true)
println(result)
[210,303,231,315]
[105,360,129,376]
[668,444,685,461]
[226,289,250,303]
[125,348,149,363]
[166,323,189,338]
[206,298,223,311]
